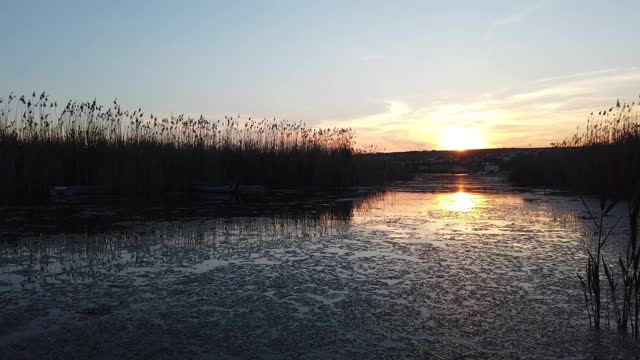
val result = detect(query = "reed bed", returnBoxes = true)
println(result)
[507,95,640,337]
[509,96,640,198]
[0,92,404,202]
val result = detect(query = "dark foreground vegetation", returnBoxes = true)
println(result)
[0,92,405,203]
[510,96,640,337]
[509,97,640,199]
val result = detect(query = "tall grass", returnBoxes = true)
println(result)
[509,96,640,198]
[578,194,640,338]
[0,92,404,202]
[561,99,640,337]
[508,95,640,337]
[577,196,621,329]
[556,98,640,148]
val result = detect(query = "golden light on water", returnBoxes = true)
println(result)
[437,191,484,212]
[438,128,486,151]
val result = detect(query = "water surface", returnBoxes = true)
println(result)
[1,174,638,359]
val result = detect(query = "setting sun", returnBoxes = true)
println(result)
[438,128,486,151]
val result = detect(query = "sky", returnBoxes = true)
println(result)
[1,0,639,151]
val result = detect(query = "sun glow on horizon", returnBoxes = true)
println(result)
[438,128,487,151]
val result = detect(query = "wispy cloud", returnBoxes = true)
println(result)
[483,0,545,40]
[318,68,640,151]
[534,68,620,83]
[511,68,640,103]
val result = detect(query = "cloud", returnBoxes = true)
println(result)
[318,68,640,151]
[534,68,620,83]
[483,1,545,41]
[511,69,640,103]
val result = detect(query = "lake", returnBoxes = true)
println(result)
[1,174,639,359]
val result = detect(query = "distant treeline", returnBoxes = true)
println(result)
[509,97,640,199]
[0,92,406,203]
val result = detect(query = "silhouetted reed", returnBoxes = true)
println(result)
[577,196,621,329]
[510,95,640,337]
[577,193,640,338]
[0,92,405,202]
[504,95,640,336]
[509,96,640,199]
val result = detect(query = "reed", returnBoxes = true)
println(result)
[0,92,405,202]
[566,99,640,337]
[505,95,640,336]
[578,193,640,337]
[509,96,640,199]
[577,196,621,329]
[510,95,640,336]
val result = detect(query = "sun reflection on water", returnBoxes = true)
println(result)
[436,191,484,213]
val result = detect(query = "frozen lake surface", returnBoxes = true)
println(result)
[1,174,639,359]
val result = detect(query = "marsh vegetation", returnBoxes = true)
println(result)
[509,97,640,198]
[509,95,640,338]
[0,92,404,203]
